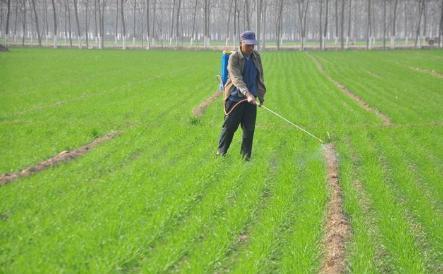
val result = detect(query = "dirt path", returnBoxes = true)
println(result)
[408,66,443,79]
[0,131,120,186]
[308,54,392,127]
[320,143,350,274]
[192,91,222,118]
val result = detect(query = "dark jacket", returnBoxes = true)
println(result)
[223,49,266,102]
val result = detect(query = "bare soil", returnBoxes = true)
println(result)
[0,131,120,186]
[320,143,351,274]
[308,54,392,127]
[192,91,222,117]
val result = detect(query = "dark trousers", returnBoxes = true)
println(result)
[218,99,257,159]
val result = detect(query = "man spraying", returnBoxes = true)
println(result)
[216,31,266,161]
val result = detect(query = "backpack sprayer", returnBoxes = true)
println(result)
[218,51,324,144]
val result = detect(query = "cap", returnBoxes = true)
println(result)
[240,31,257,45]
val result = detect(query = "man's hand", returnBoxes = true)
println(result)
[245,92,257,105]
[258,97,264,106]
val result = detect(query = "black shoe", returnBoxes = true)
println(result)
[241,154,251,161]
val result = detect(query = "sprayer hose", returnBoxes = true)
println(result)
[223,99,248,116]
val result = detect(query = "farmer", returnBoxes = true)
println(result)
[216,31,266,161]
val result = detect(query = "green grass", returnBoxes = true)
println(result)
[0,48,442,273]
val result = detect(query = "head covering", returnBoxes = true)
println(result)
[240,31,257,45]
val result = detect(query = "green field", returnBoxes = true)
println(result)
[0,48,442,273]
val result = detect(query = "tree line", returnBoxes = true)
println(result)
[1,0,442,50]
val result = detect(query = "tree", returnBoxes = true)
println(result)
[334,0,338,43]
[191,0,198,44]
[146,0,151,49]
[43,0,49,45]
[366,0,371,49]
[30,0,41,46]
[132,0,136,45]
[204,0,210,47]
[175,0,181,46]
[391,0,399,48]
[320,0,323,49]
[256,0,262,50]
[115,0,118,44]
[439,0,443,47]
[169,0,175,44]
[245,0,250,30]
[340,0,345,49]
[85,0,89,48]
[65,0,72,47]
[121,0,126,49]
[324,0,329,46]
[5,0,11,45]
[98,0,106,49]
[297,0,310,50]
[383,0,386,49]
[346,0,352,48]
[276,0,283,49]
[74,0,81,48]
[22,0,26,46]
[415,0,425,48]
[51,0,57,47]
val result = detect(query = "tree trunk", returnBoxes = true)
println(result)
[169,0,175,45]
[100,0,105,49]
[44,0,49,45]
[14,0,19,41]
[175,0,181,46]
[340,0,345,49]
[121,0,126,49]
[22,0,27,46]
[256,0,262,50]
[439,0,443,47]
[346,0,352,48]
[245,0,250,30]
[234,0,237,47]
[276,0,283,49]
[146,0,150,47]
[115,0,118,44]
[415,0,425,48]
[324,0,329,44]
[85,0,89,48]
[297,0,310,50]
[94,0,98,47]
[383,0,386,49]
[133,0,136,45]
[204,0,210,48]
[320,0,323,49]
[151,0,157,44]
[335,0,338,43]
[391,0,398,48]
[366,0,371,49]
[31,0,41,46]
[191,0,198,43]
[74,0,81,48]
[423,0,427,39]
[226,0,233,45]
[5,0,11,45]
[66,0,72,47]
[51,0,57,47]
[262,0,267,49]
